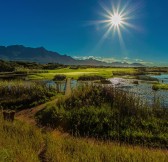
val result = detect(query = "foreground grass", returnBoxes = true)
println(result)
[0,114,167,162]
[28,67,137,80]
[46,134,168,162]
[0,114,43,162]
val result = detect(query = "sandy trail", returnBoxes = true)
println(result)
[16,78,72,125]
[15,98,58,125]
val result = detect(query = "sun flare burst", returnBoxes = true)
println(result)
[110,13,122,26]
[89,1,141,47]
[100,2,136,42]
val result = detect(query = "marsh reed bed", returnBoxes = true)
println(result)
[0,80,56,110]
[37,84,168,148]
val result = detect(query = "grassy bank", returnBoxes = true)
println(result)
[36,84,168,148]
[0,114,167,162]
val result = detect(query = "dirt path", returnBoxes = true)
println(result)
[16,98,58,125]
[15,97,69,162]
[14,81,72,162]
[65,78,72,96]
[16,78,72,125]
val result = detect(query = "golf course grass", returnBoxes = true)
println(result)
[28,67,137,80]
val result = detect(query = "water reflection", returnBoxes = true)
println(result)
[44,75,168,107]
[152,74,168,83]
[109,77,168,107]
[44,80,66,93]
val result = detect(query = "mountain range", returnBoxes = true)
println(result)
[0,45,144,67]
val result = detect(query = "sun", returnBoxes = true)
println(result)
[110,13,122,26]
[87,1,141,47]
[90,1,140,46]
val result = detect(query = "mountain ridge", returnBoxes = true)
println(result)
[0,45,144,67]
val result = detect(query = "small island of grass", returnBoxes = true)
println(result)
[152,83,168,90]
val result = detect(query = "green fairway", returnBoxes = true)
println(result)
[28,67,137,80]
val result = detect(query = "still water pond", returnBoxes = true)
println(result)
[152,74,168,84]
[109,76,168,107]
[44,74,168,107]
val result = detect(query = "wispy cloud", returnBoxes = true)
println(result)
[73,56,153,65]
[135,59,143,62]
[73,56,118,63]
[123,57,129,60]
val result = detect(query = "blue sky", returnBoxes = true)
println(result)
[0,0,168,65]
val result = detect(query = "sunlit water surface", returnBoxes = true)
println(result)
[44,74,168,107]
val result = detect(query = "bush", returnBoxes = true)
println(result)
[112,71,143,76]
[100,79,111,84]
[53,74,66,81]
[152,84,159,91]
[78,75,105,81]
[133,80,139,84]
[36,105,69,129]
[69,66,79,69]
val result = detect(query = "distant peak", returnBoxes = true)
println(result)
[37,46,46,50]
[87,58,94,60]
[7,45,24,48]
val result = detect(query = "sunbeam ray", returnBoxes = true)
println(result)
[96,1,139,46]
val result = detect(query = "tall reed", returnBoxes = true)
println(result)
[36,84,168,148]
[0,80,56,110]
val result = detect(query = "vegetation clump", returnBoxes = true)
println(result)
[78,75,105,81]
[133,80,139,84]
[36,84,168,148]
[100,79,111,84]
[112,70,143,76]
[0,60,15,72]
[53,74,66,81]
[0,80,56,110]
[152,83,168,90]
[136,75,159,82]
[69,65,79,69]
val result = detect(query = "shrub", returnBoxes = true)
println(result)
[133,80,139,84]
[36,105,69,129]
[78,75,105,81]
[152,84,159,91]
[100,79,111,84]
[53,74,66,81]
